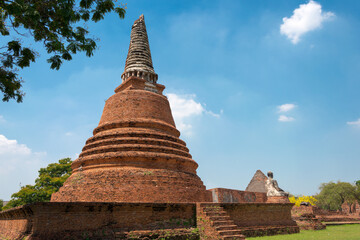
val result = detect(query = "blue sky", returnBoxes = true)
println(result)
[1,0,360,200]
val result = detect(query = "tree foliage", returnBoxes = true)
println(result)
[0,0,126,102]
[356,180,360,202]
[0,199,3,211]
[2,158,72,210]
[316,181,357,211]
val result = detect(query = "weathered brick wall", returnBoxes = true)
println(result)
[266,196,290,203]
[312,206,343,216]
[0,202,196,240]
[220,203,297,227]
[0,205,33,240]
[208,188,267,203]
[341,201,360,214]
[292,205,314,218]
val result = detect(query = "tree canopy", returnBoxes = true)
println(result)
[316,181,357,211]
[2,158,72,210]
[0,0,126,102]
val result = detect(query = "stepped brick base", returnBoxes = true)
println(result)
[197,203,246,239]
[292,206,326,230]
[52,78,210,204]
[0,202,299,240]
[197,203,299,239]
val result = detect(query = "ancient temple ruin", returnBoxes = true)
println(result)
[51,15,209,203]
[0,15,299,240]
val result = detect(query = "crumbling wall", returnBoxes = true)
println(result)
[0,202,197,240]
[221,203,296,227]
[208,188,267,203]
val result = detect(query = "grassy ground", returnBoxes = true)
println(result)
[248,224,360,240]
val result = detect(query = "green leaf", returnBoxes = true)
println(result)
[81,11,90,21]
[62,52,72,61]
[47,55,62,70]
[17,48,36,68]
[80,0,95,9]
[115,7,126,19]
[8,41,21,56]
[1,0,126,103]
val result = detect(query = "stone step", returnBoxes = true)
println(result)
[222,235,246,240]
[205,211,228,216]
[209,215,231,221]
[211,220,234,226]
[218,230,243,236]
[203,207,224,212]
[215,225,238,231]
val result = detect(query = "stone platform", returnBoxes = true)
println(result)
[0,202,298,240]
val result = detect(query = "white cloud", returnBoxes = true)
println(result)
[0,135,31,155]
[280,0,335,44]
[347,118,360,127]
[0,135,47,200]
[166,93,220,135]
[65,132,74,136]
[278,115,295,122]
[278,103,296,113]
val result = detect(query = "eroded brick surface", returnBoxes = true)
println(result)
[0,202,197,240]
[208,188,267,203]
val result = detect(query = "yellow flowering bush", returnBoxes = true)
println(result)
[289,195,317,207]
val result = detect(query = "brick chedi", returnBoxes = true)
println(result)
[51,15,209,203]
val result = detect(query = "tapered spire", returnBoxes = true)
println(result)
[121,14,158,83]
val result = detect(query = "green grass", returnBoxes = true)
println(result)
[248,224,360,240]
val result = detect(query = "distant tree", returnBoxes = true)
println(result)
[356,180,360,202]
[0,0,126,102]
[316,181,357,211]
[3,158,72,210]
[0,199,3,211]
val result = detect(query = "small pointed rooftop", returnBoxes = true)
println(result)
[121,14,158,83]
[245,170,268,193]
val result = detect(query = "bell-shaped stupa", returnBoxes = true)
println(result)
[51,15,209,203]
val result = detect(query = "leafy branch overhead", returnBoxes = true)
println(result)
[0,0,126,102]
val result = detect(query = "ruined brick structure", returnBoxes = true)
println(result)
[245,170,290,204]
[291,206,326,230]
[245,170,268,193]
[0,15,300,240]
[51,15,209,203]
[342,201,360,214]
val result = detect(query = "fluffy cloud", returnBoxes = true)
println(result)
[277,103,296,122]
[347,118,360,127]
[280,0,334,44]
[278,115,295,122]
[167,93,220,135]
[0,135,31,155]
[0,135,47,200]
[278,103,296,113]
